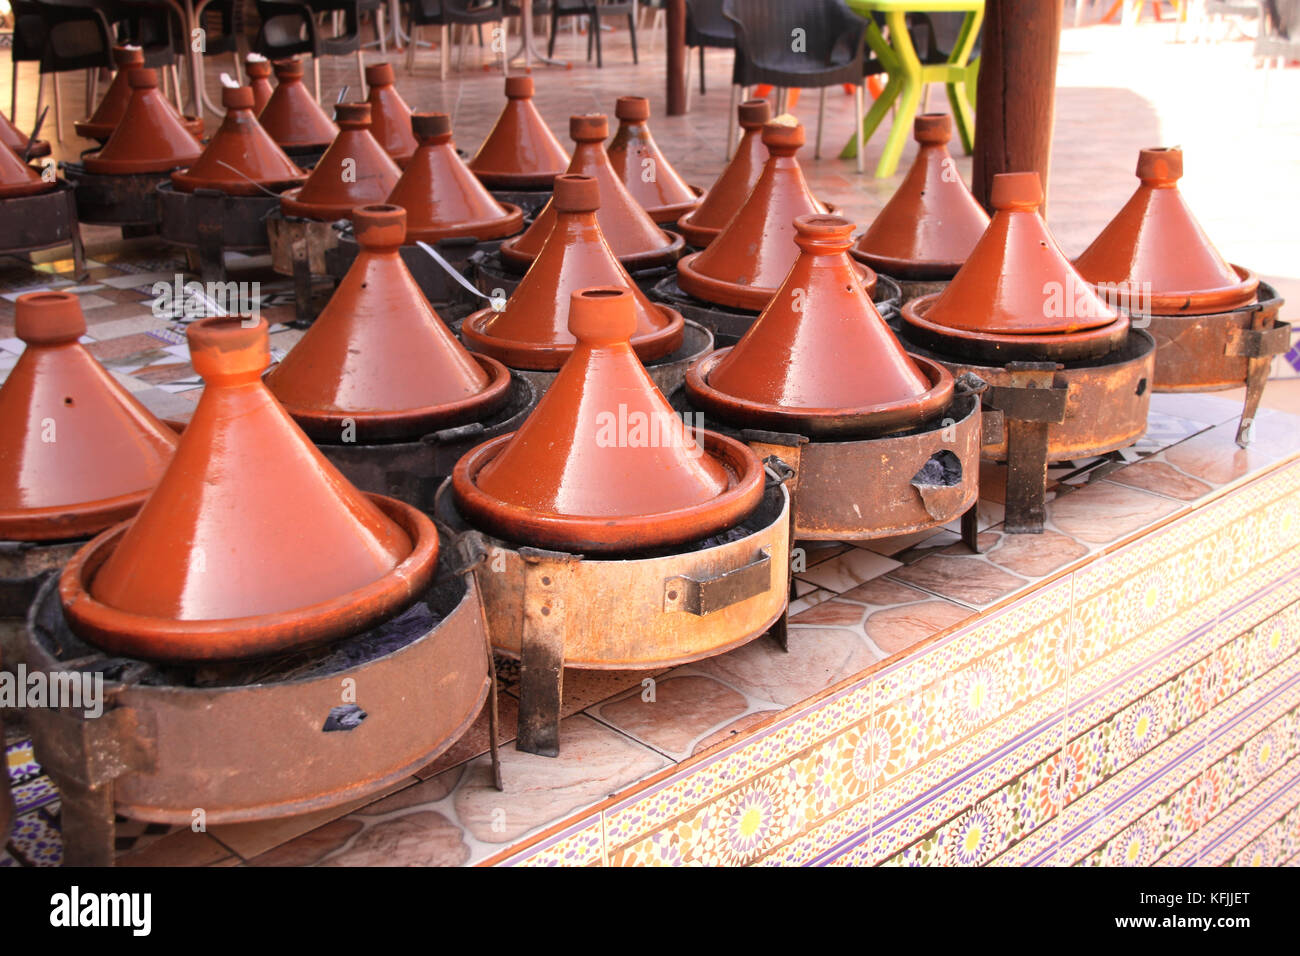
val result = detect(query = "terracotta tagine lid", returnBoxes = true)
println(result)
[462,174,684,370]
[676,98,771,248]
[386,113,524,243]
[0,292,177,542]
[266,204,511,440]
[677,117,874,311]
[467,75,570,189]
[499,114,684,273]
[453,287,763,553]
[1,108,49,159]
[59,316,441,662]
[75,46,205,142]
[365,62,418,167]
[1074,147,1258,315]
[0,133,52,198]
[83,69,203,175]
[279,102,403,221]
[687,215,953,439]
[606,95,701,225]
[246,56,275,114]
[901,172,1128,363]
[258,58,339,151]
[171,85,306,195]
[851,114,990,280]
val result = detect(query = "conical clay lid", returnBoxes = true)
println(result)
[851,114,989,279]
[677,117,872,311]
[461,174,684,370]
[266,204,511,440]
[172,85,305,195]
[1074,147,1257,315]
[606,95,700,224]
[279,102,403,221]
[499,114,683,273]
[468,75,570,189]
[0,292,177,541]
[386,113,524,242]
[365,62,418,166]
[676,98,771,248]
[2,107,49,159]
[0,133,52,198]
[75,46,204,142]
[452,287,763,553]
[689,215,951,437]
[59,316,440,661]
[83,69,203,175]
[258,58,338,150]
[246,56,274,114]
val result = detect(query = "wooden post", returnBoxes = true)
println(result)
[972,0,1064,215]
[667,0,687,115]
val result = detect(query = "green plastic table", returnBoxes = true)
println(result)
[840,0,984,178]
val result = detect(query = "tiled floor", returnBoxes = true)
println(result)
[2,19,1300,866]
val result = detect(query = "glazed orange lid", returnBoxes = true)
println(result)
[452,287,763,553]
[1074,147,1257,315]
[171,85,306,195]
[461,174,685,370]
[246,55,274,114]
[265,204,511,440]
[676,98,771,248]
[83,68,203,175]
[385,112,524,243]
[921,172,1118,335]
[851,114,990,279]
[365,62,418,167]
[279,102,403,221]
[687,215,951,437]
[467,74,570,189]
[74,46,203,142]
[499,114,683,273]
[606,95,700,223]
[0,131,52,198]
[59,316,440,661]
[677,116,873,311]
[0,292,177,541]
[1,106,49,159]
[258,57,339,150]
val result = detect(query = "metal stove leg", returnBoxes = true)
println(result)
[960,501,981,552]
[1227,317,1291,448]
[65,188,87,280]
[1003,418,1050,534]
[57,780,117,868]
[515,549,578,758]
[195,192,226,282]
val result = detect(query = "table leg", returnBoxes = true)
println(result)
[944,10,983,155]
[839,16,901,163]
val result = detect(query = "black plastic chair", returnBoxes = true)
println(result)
[253,0,366,101]
[548,0,637,68]
[11,0,115,142]
[404,0,509,79]
[683,0,734,109]
[105,0,189,110]
[721,0,867,168]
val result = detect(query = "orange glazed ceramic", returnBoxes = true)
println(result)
[467,75,570,189]
[676,98,771,248]
[171,85,305,195]
[279,102,402,221]
[365,62,418,167]
[605,95,700,224]
[83,69,202,175]
[246,56,275,114]
[258,58,338,153]
[75,46,204,142]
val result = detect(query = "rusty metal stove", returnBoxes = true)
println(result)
[157,184,284,282]
[0,183,86,277]
[62,161,174,236]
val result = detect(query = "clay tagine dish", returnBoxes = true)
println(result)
[0,132,55,199]
[687,215,953,439]
[605,95,702,225]
[467,75,570,190]
[462,173,685,370]
[677,117,873,312]
[1074,147,1258,316]
[386,112,524,243]
[676,98,771,249]
[82,68,203,175]
[267,204,512,440]
[901,171,1129,364]
[2,107,49,160]
[365,62,418,167]
[246,55,275,114]
[75,45,204,143]
[850,113,990,282]
[171,85,305,195]
[0,292,176,541]
[59,316,440,662]
[279,102,402,221]
[453,286,763,554]
[498,114,684,274]
[258,58,339,159]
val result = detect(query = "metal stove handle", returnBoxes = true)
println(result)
[664,549,772,616]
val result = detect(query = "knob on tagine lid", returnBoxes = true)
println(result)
[605,95,701,224]
[467,75,570,189]
[850,113,990,280]
[279,102,403,221]
[0,292,178,541]
[687,215,953,438]
[676,98,771,248]
[452,287,764,553]
[461,174,685,370]
[171,85,306,195]
[58,316,440,662]
[265,204,512,440]
[385,112,525,243]
[83,68,203,175]
[1073,147,1258,315]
